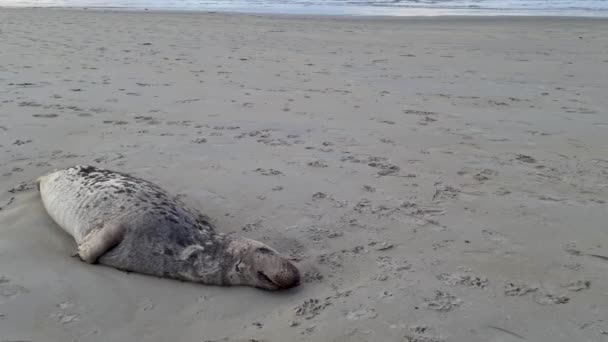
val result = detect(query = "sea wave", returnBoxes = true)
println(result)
[2,0,607,15]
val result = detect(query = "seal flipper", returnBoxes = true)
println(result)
[77,222,126,264]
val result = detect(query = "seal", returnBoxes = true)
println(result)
[37,165,300,290]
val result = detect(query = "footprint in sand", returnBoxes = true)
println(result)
[49,301,80,325]
[32,113,59,118]
[307,160,328,168]
[423,291,462,312]
[404,325,445,342]
[345,308,377,320]
[254,168,284,176]
[136,297,155,312]
[12,139,32,146]
[294,298,332,320]
[102,120,128,125]
[0,277,29,303]
[437,272,488,288]
[533,290,570,305]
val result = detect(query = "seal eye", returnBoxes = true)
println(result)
[257,247,273,255]
[235,259,243,273]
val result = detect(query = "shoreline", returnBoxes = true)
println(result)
[2,5,608,18]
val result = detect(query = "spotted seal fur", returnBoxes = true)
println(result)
[37,165,300,290]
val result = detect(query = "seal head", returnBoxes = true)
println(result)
[225,237,300,290]
[224,237,300,290]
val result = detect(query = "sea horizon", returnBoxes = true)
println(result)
[2,0,608,16]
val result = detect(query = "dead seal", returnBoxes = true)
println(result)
[37,165,300,290]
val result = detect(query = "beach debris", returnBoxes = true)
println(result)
[587,254,608,262]
[487,326,525,340]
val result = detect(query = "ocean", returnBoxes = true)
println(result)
[1,0,607,16]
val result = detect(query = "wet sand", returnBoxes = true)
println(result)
[1,8,607,342]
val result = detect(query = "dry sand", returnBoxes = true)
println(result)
[1,8,607,342]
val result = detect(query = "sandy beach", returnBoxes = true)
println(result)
[1,8,607,341]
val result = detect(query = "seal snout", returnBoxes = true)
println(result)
[254,255,300,290]
[270,260,300,290]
